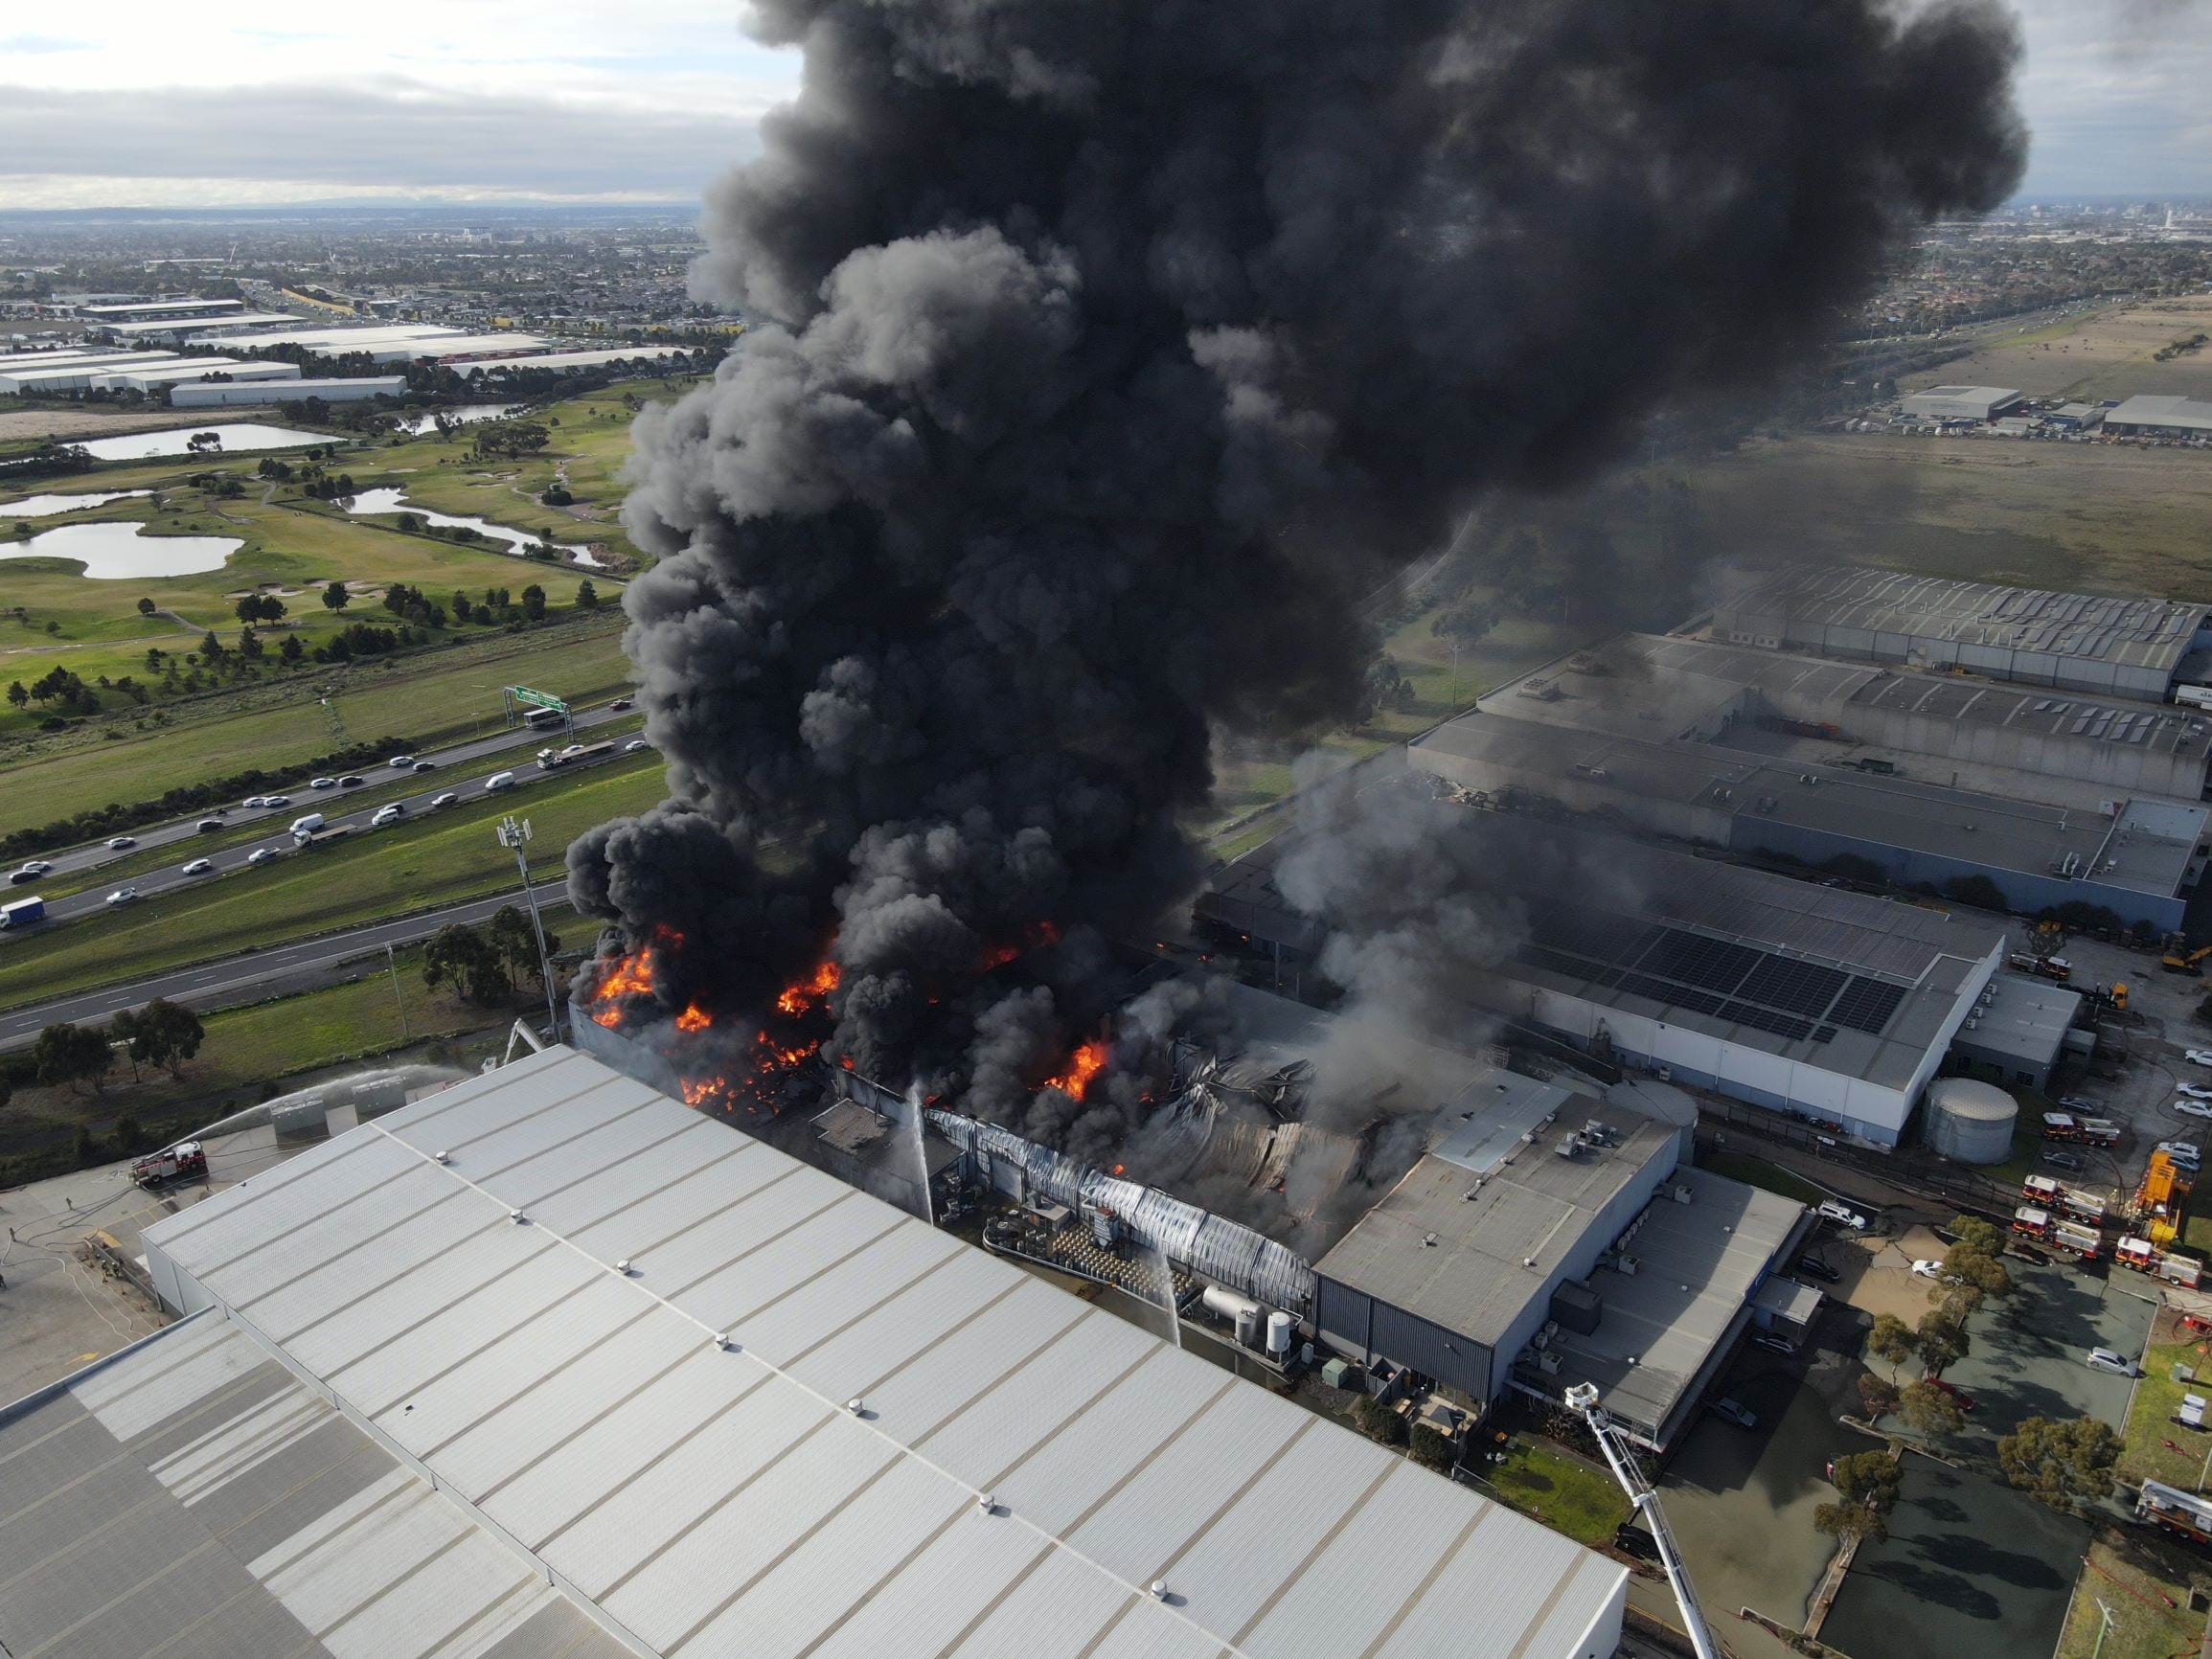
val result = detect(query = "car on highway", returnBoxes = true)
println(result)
[104,887,141,906]
[372,804,405,827]
[2085,1347,2137,1376]
[310,777,336,790]
[8,865,48,885]
[196,817,224,833]
[243,795,269,808]
[180,858,214,876]
[1911,1259,1944,1279]
[626,739,650,753]
[388,755,417,769]
[412,760,436,772]
[1817,1200,1867,1230]
[485,770,517,792]
[2041,1148,2086,1170]
[246,847,277,867]
[262,794,293,808]
[2179,1100,2212,1121]
[2180,1083,2212,1102]
[429,792,459,809]
[105,835,137,850]
[338,775,365,788]
[611,697,633,711]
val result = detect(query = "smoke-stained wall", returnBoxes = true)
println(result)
[571,0,2026,1131]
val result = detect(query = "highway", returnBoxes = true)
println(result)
[5,697,637,888]
[0,731,649,938]
[0,880,576,1050]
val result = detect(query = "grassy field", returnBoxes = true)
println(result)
[0,618,633,839]
[1898,294,2212,404]
[1667,430,2212,602]
[1700,1151,1834,1209]
[1479,1437,1631,1549]
[0,756,666,1008]
[2115,1321,2212,1496]
[2054,1532,2212,1659]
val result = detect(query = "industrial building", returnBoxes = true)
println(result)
[90,310,298,342]
[1898,384,2022,422]
[454,346,683,376]
[197,323,461,353]
[1411,710,2208,931]
[1713,565,2209,700]
[1948,972,2083,1094]
[1199,823,2009,1146]
[2106,394,2212,438]
[0,354,218,394]
[78,297,246,323]
[171,375,406,407]
[90,359,304,394]
[422,333,553,362]
[20,1044,1627,1659]
[1312,1071,1808,1450]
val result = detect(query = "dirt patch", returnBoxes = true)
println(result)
[0,406,278,443]
[1838,1223,1950,1324]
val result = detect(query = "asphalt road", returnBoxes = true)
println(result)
[0,730,650,937]
[0,879,575,1050]
[5,698,635,888]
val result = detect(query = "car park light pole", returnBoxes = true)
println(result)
[496,815,560,1043]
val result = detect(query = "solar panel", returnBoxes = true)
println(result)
[1830,977,1908,1034]
[1638,928,1762,994]
[1719,1001,1814,1042]
[1737,955,1848,1016]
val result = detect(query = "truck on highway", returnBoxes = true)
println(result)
[289,812,327,844]
[0,895,46,929]
[537,739,615,771]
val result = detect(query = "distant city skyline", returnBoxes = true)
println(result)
[0,0,2205,213]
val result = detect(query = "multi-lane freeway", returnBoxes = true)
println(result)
[0,880,577,1050]
[2,726,647,936]
[6,698,637,887]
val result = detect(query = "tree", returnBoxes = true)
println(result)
[1916,1309,1969,1377]
[451,591,472,624]
[488,904,558,988]
[1898,1379,1966,1438]
[136,597,157,617]
[186,430,222,453]
[5,681,24,709]
[33,1021,114,1095]
[1814,1451,1900,1543]
[1867,1313,1916,1377]
[575,578,599,609]
[111,998,205,1079]
[422,923,513,1005]
[1857,1374,1901,1420]
[322,580,352,611]
[1408,1423,1457,1471]
[280,633,304,663]
[199,629,224,661]
[1352,1396,1405,1446]
[520,583,547,622]
[1998,1417,2120,1514]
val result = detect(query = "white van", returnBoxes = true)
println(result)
[484,771,517,792]
[289,812,327,840]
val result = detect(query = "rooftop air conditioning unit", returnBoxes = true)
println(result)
[1618,1257,1640,1276]
[1538,1350,1562,1375]
[1673,1185,1695,1204]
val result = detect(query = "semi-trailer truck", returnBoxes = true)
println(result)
[0,895,46,929]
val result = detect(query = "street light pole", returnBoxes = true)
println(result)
[385,943,408,1040]
[496,815,560,1044]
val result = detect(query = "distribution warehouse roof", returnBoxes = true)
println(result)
[123,1046,1624,1659]
[1718,566,2206,679]
[455,347,681,376]
[2107,394,2212,436]
[195,325,461,351]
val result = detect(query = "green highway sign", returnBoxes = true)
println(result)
[507,686,569,714]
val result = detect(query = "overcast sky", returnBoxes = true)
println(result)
[0,0,2204,213]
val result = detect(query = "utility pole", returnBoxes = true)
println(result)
[496,815,560,1043]
[2090,1598,2115,1659]
[385,942,408,1040]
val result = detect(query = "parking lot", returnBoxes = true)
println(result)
[1931,1255,2154,1452]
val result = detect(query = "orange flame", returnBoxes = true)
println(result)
[584,925,685,1030]
[675,1002,712,1034]
[1045,1039,1109,1100]
[776,958,840,1016]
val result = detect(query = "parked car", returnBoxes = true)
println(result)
[196,817,224,833]
[372,804,405,827]
[2160,1141,2203,1168]
[2188,1051,2212,1067]
[1794,1257,1840,1284]
[2181,1082,2212,1102]
[105,835,136,850]
[1749,1331,1796,1355]
[180,858,214,876]
[1708,1398,1758,1429]
[338,775,365,788]
[1817,1200,1868,1230]
[246,847,277,867]
[2086,1347,2137,1376]
[2040,1148,2086,1170]
[625,739,650,753]
[2060,1096,2095,1111]
[1927,1377,1977,1412]
[104,887,140,906]
[430,792,459,809]
[310,777,336,790]
[1911,1259,1944,1279]
[2177,1100,2212,1121]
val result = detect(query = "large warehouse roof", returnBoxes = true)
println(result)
[134,1046,1626,1659]
[2107,394,2212,436]
[456,346,681,375]
[1719,566,2205,680]
[0,1314,628,1659]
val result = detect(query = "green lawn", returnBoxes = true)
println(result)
[0,758,667,1008]
[0,617,634,839]
[1699,1150,1833,1210]
[2116,1331,2212,1495]
[1480,1437,1631,1549]
[2055,1533,2212,1659]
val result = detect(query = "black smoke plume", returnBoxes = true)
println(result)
[572,0,2024,1115]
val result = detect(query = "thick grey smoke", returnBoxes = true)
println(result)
[573,0,2024,1113]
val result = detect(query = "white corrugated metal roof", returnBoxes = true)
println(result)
[143,1047,1625,1659]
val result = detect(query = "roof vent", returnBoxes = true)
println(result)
[847,1397,866,1416]
[508,1209,525,1224]
[714,1332,734,1351]
[1523,1256,1539,1269]
[1150,1579,1169,1602]
[977,1492,996,1514]
[615,1259,634,1276]
[433,1150,450,1165]
[1423,1232,1439,1248]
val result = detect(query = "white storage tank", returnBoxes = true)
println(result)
[1925,1077,2018,1164]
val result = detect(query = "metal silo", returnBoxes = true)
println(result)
[1924,1077,2018,1164]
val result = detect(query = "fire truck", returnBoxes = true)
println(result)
[130,1141,206,1188]
[2012,1205,2054,1241]
[2115,1237,2205,1287]
[2041,1113,2121,1147]
[2059,1189,2108,1228]
[2022,1173,2065,1206]
[2050,1219,2103,1261]
[2139,1480,2212,1546]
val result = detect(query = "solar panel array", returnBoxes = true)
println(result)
[1517,912,1915,1046]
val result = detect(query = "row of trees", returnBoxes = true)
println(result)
[422,909,559,1006]
[27,1000,206,1096]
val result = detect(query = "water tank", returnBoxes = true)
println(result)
[1266,1310,1294,1357]
[1234,1306,1261,1348]
[1925,1077,2018,1164]
[1202,1284,1263,1325]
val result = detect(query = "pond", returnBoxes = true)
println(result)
[0,489,153,519]
[398,403,520,435]
[0,520,240,579]
[341,486,607,567]
[75,423,328,461]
